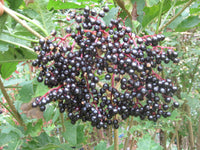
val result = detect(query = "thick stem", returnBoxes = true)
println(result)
[0,101,16,119]
[11,9,49,36]
[160,130,167,150]
[123,117,134,150]
[114,115,119,150]
[108,125,113,145]
[158,0,195,32]
[167,121,180,150]
[176,129,180,150]
[156,0,164,34]
[0,77,25,127]
[114,0,132,20]
[197,115,200,150]
[185,104,195,149]
[0,2,44,39]
[59,113,65,143]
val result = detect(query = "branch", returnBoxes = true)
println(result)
[158,0,195,32]
[114,0,132,20]
[114,115,119,150]
[156,0,164,34]
[0,2,44,39]
[0,77,25,127]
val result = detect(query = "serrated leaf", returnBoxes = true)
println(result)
[175,16,200,32]
[0,14,8,34]
[52,109,60,123]
[0,32,30,47]
[137,134,163,150]
[0,41,9,52]
[0,132,20,146]
[146,0,160,7]
[6,0,23,10]
[77,124,86,144]
[62,120,85,146]
[26,119,43,137]
[47,0,86,10]
[167,8,189,29]
[103,7,119,25]
[0,47,36,63]
[43,105,55,122]
[0,62,18,79]
[28,0,54,35]
[142,0,171,28]
[35,143,61,150]
[62,120,77,145]
[34,81,50,97]
[0,123,24,138]
[19,81,34,103]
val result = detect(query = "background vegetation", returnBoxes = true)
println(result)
[0,0,199,149]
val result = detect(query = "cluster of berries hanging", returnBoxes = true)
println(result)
[32,6,179,129]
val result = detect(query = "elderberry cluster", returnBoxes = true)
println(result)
[32,6,179,129]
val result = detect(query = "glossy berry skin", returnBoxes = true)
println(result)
[31,6,179,129]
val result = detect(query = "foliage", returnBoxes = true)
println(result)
[0,0,199,149]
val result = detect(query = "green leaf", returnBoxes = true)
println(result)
[35,143,60,150]
[137,134,163,150]
[175,16,200,32]
[19,81,34,103]
[63,120,77,145]
[167,7,189,29]
[34,81,50,97]
[0,132,20,146]
[28,0,54,35]
[43,105,55,122]
[52,109,60,123]
[48,0,102,10]
[6,0,23,10]
[103,7,119,25]
[47,0,86,10]
[77,124,86,144]
[0,32,30,48]
[0,47,36,63]
[142,0,171,28]
[62,120,85,146]
[0,62,18,79]
[131,0,145,23]
[0,41,9,52]
[94,141,107,150]
[146,0,160,7]
[0,14,8,33]
[26,119,43,137]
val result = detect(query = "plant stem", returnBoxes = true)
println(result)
[159,0,177,29]
[3,31,38,42]
[0,38,35,53]
[108,125,113,145]
[11,9,49,36]
[158,0,195,32]
[114,0,132,20]
[167,121,180,150]
[0,77,25,127]
[60,113,65,132]
[0,101,16,119]
[114,115,119,150]
[156,0,164,34]
[123,117,134,150]
[0,2,44,39]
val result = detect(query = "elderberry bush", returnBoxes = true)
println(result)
[31,6,179,129]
